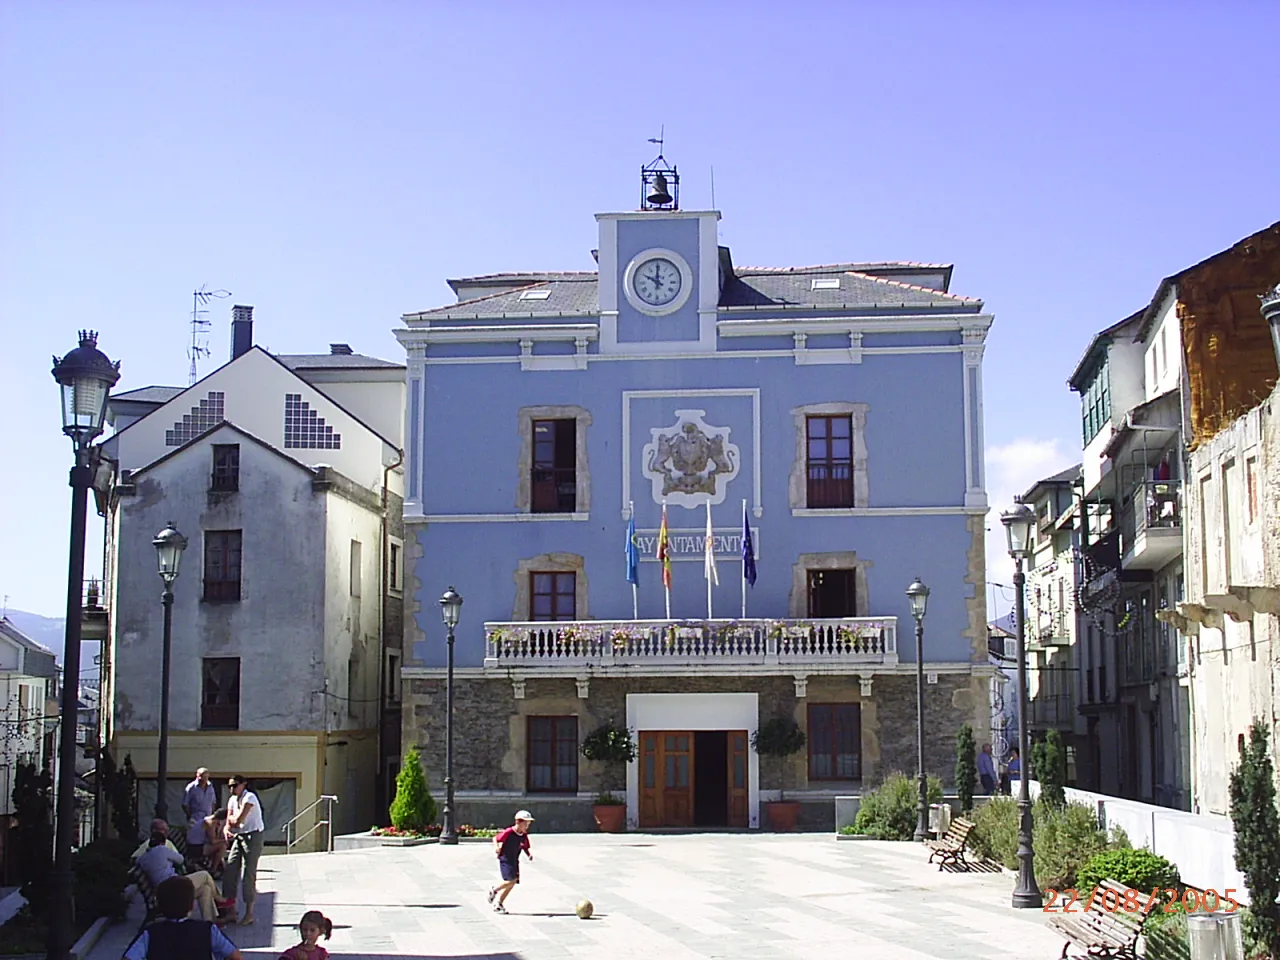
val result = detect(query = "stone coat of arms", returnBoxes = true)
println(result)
[642,409,740,507]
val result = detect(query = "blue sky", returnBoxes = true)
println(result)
[3,2,1278,621]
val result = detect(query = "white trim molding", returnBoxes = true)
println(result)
[406,512,591,525]
[718,313,994,338]
[622,388,762,519]
[791,505,987,517]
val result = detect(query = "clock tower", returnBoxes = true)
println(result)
[596,151,722,353]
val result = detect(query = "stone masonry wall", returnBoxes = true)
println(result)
[402,670,990,819]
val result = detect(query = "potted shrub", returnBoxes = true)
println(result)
[752,717,807,831]
[580,721,636,832]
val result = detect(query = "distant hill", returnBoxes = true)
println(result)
[3,609,100,670]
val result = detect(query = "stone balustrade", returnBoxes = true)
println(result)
[483,617,898,668]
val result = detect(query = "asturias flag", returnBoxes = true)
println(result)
[625,511,640,586]
[742,505,757,587]
[656,502,672,588]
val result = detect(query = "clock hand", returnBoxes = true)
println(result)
[649,265,663,288]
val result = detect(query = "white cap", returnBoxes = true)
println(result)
[514,809,535,822]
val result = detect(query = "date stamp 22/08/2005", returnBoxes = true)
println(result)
[1043,888,1240,915]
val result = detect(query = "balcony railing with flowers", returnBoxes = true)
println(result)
[483,617,898,669]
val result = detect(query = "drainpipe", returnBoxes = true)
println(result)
[376,449,404,820]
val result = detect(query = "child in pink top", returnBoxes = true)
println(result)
[278,910,332,959]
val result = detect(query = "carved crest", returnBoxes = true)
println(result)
[641,409,740,507]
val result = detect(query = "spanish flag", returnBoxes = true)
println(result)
[656,502,672,589]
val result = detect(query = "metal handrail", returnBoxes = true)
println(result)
[282,794,338,854]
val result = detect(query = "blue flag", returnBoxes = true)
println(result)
[626,512,640,586]
[742,507,757,587]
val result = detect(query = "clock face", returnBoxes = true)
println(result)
[632,258,682,307]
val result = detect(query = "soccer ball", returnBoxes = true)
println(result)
[575,899,594,919]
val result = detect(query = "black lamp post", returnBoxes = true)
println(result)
[1002,499,1042,909]
[906,577,931,842]
[49,331,120,960]
[438,586,463,845]
[1261,282,1280,369]
[152,522,187,822]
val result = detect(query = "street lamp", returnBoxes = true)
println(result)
[906,577,931,842]
[438,586,463,845]
[49,331,120,960]
[1260,282,1280,370]
[152,522,187,822]
[1002,498,1042,909]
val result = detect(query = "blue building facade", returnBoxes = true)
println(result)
[397,192,993,830]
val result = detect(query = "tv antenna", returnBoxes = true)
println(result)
[189,285,231,384]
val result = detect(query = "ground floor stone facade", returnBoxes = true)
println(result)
[401,670,989,830]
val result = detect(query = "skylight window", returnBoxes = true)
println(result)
[519,289,552,301]
[811,277,840,290]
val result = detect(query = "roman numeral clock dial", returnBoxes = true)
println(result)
[632,257,682,306]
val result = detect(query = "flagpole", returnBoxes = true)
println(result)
[630,501,638,621]
[705,500,716,621]
[662,501,671,620]
[741,498,748,619]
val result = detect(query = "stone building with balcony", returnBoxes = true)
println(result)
[396,164,993,830]
[1020,466,1083,767]
[1156,222,1280,817]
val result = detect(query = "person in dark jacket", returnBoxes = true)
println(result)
[124,876,242,960]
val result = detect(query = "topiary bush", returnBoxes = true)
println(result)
[852,771,943,840]
[389,748,437,833]
[955,723,977,813]
[1034,729,1068,810]
[1229,719,1280,959]
[1077,848,1180,899]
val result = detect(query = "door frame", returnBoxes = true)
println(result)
[626,693,760,829]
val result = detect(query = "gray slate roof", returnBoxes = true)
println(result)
[409,265,978,320]
[276,353,404,370]
[111,385,185,404]
[0,618,57,677]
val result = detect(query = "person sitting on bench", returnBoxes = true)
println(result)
[136,830,226,922]
[124,876,242,960]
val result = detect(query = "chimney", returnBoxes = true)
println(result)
[231,305,254,360]
[329,343,353,355]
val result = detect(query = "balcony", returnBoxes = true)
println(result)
[1028,666,1077,730]
[483,617,898,674]
[81,579,108,642]
[1120,480,1182,571]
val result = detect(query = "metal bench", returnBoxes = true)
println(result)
[1047,879,1146,960]
[924,816,975,870]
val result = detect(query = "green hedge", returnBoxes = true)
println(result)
[969,796,1129,889]
[853,772,943,840]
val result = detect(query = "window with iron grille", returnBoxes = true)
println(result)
[527,716,578,792]
[530,571,575,621]
[201,657,240,730]
[807,703,861,780]
[211,444,240,492]
[805,415,853,507]
[204,530,242,602]
[531,419,576,512]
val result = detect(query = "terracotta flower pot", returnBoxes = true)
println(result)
[593,804,627,833]
[765,800,800,832]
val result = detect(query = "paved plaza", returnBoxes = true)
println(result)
[89,834,1066,959]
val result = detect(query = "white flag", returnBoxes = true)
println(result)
[704,501,719,587]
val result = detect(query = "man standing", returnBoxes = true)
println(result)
[183,768,217,851]
[222,775,265,926]
[977,743,997,795]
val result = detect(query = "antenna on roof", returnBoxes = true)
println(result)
[189,285,231,384]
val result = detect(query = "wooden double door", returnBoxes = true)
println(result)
[638,730,749,828]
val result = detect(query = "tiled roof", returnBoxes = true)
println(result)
[410,265,978,318]
[722,271,979,308]
[407,279,600,319]
[111,385,185,404]
[276,353,403,370]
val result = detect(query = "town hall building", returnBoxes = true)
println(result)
[397,162,994,830]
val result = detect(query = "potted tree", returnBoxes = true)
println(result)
[752,717,807,831]
[580,721,636,832]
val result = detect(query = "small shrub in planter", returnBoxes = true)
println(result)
[580,722,637,765]
[852,772,943,840]
[752,718,807,830]
[389,747,437,832]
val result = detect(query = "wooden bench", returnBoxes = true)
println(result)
[1047,879,1146,960]
[924,816,975,870]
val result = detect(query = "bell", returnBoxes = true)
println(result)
[646,172,673,206]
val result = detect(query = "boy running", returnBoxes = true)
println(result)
[487,810,534,913]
